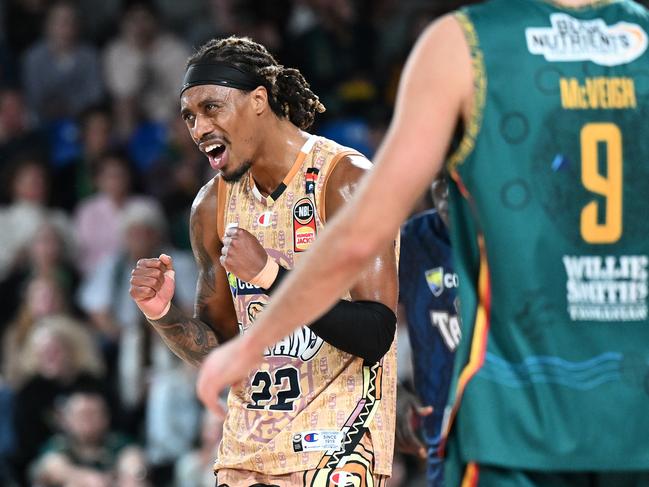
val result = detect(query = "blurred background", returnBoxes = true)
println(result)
[3,0,648,486]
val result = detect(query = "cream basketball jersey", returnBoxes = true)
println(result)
[213,135,397,477]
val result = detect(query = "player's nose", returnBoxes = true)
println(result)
[192,112,214,141]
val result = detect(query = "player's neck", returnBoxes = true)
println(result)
[250,120,307,196]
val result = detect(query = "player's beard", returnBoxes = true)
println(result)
[222,160,252,183]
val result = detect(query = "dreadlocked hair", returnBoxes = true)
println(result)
[187,36,326,130]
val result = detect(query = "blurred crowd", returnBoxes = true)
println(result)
[0,0,459,485]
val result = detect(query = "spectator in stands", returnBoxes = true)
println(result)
[1,273,75,388]
[0,218,78,327]
[115,447,151,487]
[0,374,16,486]
[11,315,106,483]
[4,0,50,58]
[103,1,189,137]
[78,200,197,431]
[52,105,118,211]
[21,1,103,122]
[0,156,71,281]
[288,0,378,118]
[148,117,209,250]
[74,151,153,276]
[31,391,140,487]
[184,0,241,49]
[146,361,201,483]
[174,409,223,487]
[0,88,48,168]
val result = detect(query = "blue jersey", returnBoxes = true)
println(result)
[399,210,459,486]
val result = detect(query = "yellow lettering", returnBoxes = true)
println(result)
[585,78,598,109]
[560,78,579,108]
[609,78,621,108]
[624,78,637,108]
[560,77,637,110]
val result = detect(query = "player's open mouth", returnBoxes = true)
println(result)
[203,143,228,171]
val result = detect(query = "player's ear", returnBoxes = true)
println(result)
[250,86,269,116]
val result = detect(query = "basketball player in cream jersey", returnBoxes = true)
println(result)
[195,2,649,486]
[129,37,398,486]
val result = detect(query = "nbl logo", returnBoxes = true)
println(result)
[293,198,314,224]
[293,197,317,252]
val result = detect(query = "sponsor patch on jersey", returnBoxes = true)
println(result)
[227,272,263,296]
[294,226,315,252]
[331,471,354,486]
[425,267,458,297]
[563,254,648,322]
[227,272,238,297]
[293,197,317,252]
[305,168,319,194]
[293,197,314,224]
[257,211,274,227]
[526,14,648,66]
[292,430,344,452]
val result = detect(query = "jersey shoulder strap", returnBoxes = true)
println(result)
[216,176,228,240]
[317,150,364,223]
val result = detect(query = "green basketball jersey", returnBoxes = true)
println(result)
[445,0,649,470]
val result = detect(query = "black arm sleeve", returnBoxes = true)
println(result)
[264,267,396,363]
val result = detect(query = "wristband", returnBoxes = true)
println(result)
[143,301,171,321]
[248,255,280,289]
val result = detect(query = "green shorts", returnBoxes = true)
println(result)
[444,435,649,487]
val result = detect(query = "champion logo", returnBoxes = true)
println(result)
[303,433,319,442]
[257,211,274,227]
[331,471,351,486]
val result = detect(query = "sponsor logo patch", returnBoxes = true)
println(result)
[227,272,238,297]
[294,226,315,251]
[331,471,354,486]
[257,211,274,227]
[293,197,317,252]
[563,254,648,321]
[305,168,319,194]
[425,267,458,297]
[293,197,314,224]
[526,14,648,66]
[292,430,344,452]
[227,272,263,296]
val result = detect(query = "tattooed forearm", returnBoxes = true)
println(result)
[147,303,219,367]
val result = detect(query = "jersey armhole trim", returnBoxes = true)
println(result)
[216,176,227,241]
[318,150,362,223]
[447,10,487,174]
[539,0,621,10]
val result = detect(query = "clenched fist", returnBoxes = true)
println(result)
[129,253,175,319]
[220,227,269,282]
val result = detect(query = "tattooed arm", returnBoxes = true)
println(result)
[130,177,239,367]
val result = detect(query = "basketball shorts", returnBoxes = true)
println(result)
[216,434,388,487]
[445,434,649,487]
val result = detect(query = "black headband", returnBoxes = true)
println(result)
[180,62,266,95]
